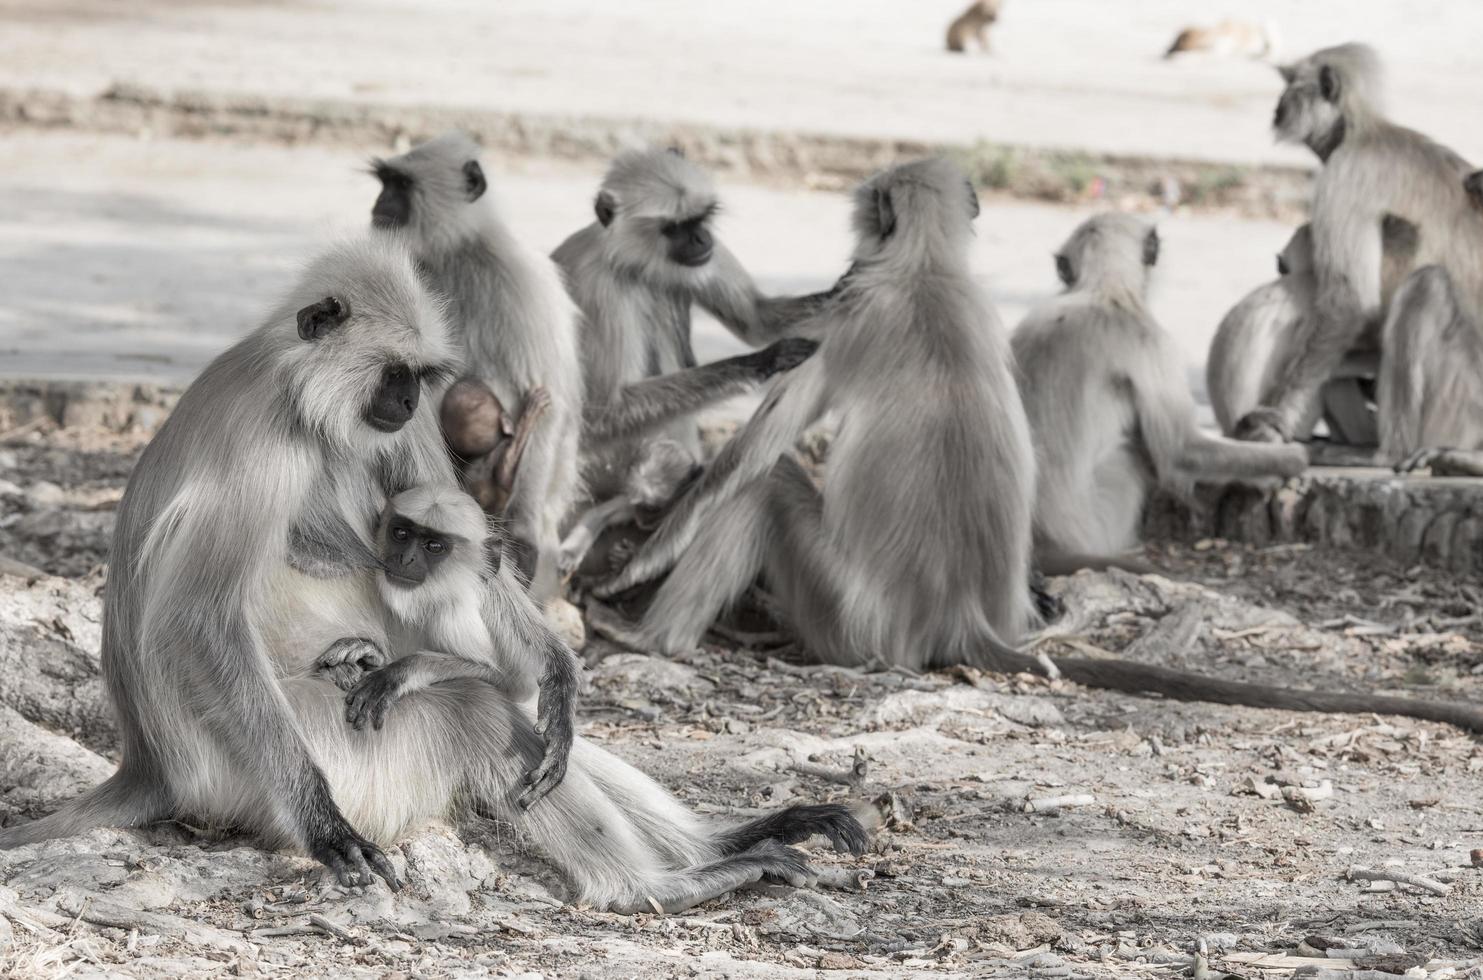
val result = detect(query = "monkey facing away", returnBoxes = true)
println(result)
[1236,44,1483,449]
[439,376,551,515]
[552,147,834,505]
[299,482,865,912]
[0,236,593,893]
[1206,215,1420,442]
[945,0,1003,54]
[371,131,581,594]
[1381,169,1483,476]
[1015,214,1308,561]
[590,163,1483,733]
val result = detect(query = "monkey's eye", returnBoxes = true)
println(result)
[424,539,445,555]
[391,527,410,542]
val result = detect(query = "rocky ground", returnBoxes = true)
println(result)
[4,420,1483,980]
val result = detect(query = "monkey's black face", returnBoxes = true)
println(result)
[372,166,413,229]
[365,363,420,433]
[1276,253,1289,276]
[662,214,715,267]
[382,515,451,587]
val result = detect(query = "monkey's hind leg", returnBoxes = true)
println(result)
[0,769,169,849]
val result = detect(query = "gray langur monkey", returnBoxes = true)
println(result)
[0,236,585,892]
[327,484,870,911]
[1235,44,1483,448]
[1207,217,1420,442]
[591,162,1483,733]
[371,131,581,594]
[552,147,835,503]
[1014,214,1308,562]
[1383,169,1483,476]
[557,438,700,579]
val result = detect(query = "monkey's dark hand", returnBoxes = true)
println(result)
[344,660,412,731]
[308,815,401,892]
[749,338,820,379]
[1232,407,1291,444]
[315,637,387,692]
[519,652,579,809]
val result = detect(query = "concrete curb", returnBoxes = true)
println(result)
[0,83,1312,218]
[1147,470,1483,575]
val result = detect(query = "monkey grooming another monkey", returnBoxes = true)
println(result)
[1382,169,1483,476]
[593,161,1483,733]
[328,484,869,911]
[552,147,834,508]
[1236,44,1483,451]
[439,377,551,514]
[945,0,1003,53]
[1015,214,1308,562]
[371,131,581,594]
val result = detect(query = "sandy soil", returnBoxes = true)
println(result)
[3,424,1483,979]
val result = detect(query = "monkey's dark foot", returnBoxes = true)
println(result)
[718,803,870,857]
[309,821,400,892]
[344,667,407,731]
[1232,408,1291,444]
[315,637,387,691]
[1029,573,1065,624]
[754,337,820,379]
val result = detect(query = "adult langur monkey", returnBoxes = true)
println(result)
[592,160,1483,733]
[1383,170,1483,476]
[0,237,586,892]
[552,147,836,505]
[309,484,864,911]
[1207,217,1419,441]
[1016,214,1308,561]
[1235,43,1483,448]
[370,131,580,594]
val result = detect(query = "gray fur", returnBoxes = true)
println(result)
[373,131,582,596]
[598,159,1037,669]
[552,147,832,502]
[1015,213,1307,558]
[1241,44,1483,445]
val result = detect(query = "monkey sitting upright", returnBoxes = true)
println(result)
[327,484,870,911]
[945,0,1003,53]
[440,377,551,515]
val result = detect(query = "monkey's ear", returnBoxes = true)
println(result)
[665,146,686,159]
[481,519,504,578]
[1318,64,1340,103]
[964,178,981,219]
[594,190,617,227]
[463,160,487,202]
[1142,228,1160,267]
[874,187,897,240]
[1276,253,1289,276]
[1466,171,1483,205]
[1054,253,1074,287]
[1276,63,1296,84]
[296,296,350,341]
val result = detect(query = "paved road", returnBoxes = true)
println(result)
[2,0,1480,167]
[0,131,1293,412]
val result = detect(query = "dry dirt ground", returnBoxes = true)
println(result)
[4,425,1483,980]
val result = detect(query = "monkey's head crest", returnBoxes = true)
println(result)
[1273,43,1382,158]
[273,235,458,453]
[595,147,724,288]
[850,158,978,265]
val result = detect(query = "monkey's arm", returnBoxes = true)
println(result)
[558,495,637,577]
[584,338,818,442]
[696,244,844,345]
[493,387,552,493]
[287,496,383,578]
[594,353,832,597]
[1131,336,1307,489]
[478,563,582,808]
[344,652,504,731]
[1239,181,1384,441]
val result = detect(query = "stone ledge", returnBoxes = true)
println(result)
[0,379,179,434]
[1146,468,1483,575]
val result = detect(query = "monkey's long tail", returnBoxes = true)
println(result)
[0,771,165,849]
[1037,548,1158,577]
[978,641,1483,733]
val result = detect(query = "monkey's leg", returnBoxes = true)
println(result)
[559,496,636,577]
[1379,266,1483,461]
[344,653,503,731]
[493,387,552,494]
[584,339,817,444]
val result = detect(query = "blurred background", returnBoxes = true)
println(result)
[1,0,1480,400]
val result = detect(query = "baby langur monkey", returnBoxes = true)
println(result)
[328,486,871,913]
[558,439,701,579]
[440,377,551,515]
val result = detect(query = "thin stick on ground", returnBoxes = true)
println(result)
[1347,867,1451,896]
